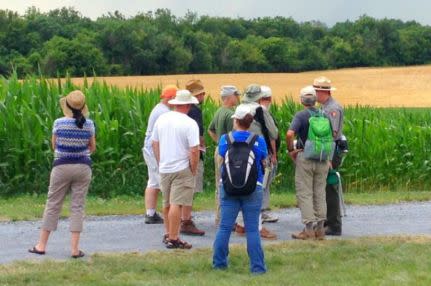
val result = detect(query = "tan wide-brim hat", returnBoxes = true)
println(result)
[168,89,199,105]
[185,79,206,96]
[313,76,337,91]
[60,90,89,117]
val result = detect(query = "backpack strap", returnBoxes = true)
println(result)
[245,133,258,148]
[226,132,235,146]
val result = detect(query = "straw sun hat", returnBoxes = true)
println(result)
[60,90,89,117]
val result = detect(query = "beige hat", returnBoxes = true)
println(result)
[231,104,252,119]
[300,85,317,106]
[60,90,89,117]
[168,89,199,105]
[220,85,240,97]
[185,79,205,96]
[313,76,336,91]
[261,85,272,98]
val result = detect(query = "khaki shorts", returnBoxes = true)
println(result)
[160,167,195,207]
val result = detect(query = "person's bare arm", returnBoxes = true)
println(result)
[286,130,301,161]
[270,139,277,164]
[88,135,96,153]
[189,145,200,175]
[208,129,218,143]
[51,135,56,150]
[152,141,160,164]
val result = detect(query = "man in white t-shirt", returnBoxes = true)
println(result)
[152,90,200,249]
[142,85,177,224]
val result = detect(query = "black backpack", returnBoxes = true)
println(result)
[222,132,259,196]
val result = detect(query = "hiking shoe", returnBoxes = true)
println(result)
[180,219,205,236]
[325,228,342,236]
[165,238,192,249]
[145,212,164,224]
[260,227,277,240]
[261,212,279,223]
[315,228,326,240]
[235,224,246,236]
[292,229,316,240]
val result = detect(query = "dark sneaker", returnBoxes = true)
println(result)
[325,228,342,236]
[165,238,192,249]
[145,212,164,224]
[180,219,205,236]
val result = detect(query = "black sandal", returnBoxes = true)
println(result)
[28,246,45,255]
[71,250,85,259]
[165,238,192,249]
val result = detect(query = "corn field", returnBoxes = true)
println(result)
[1,75,431,197]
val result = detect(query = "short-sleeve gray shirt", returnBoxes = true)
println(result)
[321,97,344,140]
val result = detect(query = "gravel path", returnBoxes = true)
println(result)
[2,201,431,264]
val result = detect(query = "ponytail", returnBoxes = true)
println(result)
[66,100,86,129]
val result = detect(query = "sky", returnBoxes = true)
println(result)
[1,0,430,26]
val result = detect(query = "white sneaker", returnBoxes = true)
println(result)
[261,212,279,223]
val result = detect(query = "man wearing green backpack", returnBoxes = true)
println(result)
[313,76,345,236]
[286,86,332,240]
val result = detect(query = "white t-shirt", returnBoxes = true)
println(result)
[151,111,200,173]
[143,103,170,154]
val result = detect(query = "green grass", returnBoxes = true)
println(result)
[1,237,431,285]
[1,190,431,222]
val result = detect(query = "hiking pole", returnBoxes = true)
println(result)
[336,171,347,217]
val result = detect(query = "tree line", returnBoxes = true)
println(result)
[1,7,431,77]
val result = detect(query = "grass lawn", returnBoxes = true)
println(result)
[0,237,430,285]
[1,190,431,222]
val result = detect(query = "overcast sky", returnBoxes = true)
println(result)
[1,0,430,26]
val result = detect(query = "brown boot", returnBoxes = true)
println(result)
[180,219,205,236]
[315,228,325,240]
[235,224,246,236]
[292,229,316,240]
[260,227,277,240]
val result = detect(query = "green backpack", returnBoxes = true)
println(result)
[303,109,335,161]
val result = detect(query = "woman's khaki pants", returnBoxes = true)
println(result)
[41,164,92,232]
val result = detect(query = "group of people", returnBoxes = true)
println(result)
[28,76,346,275]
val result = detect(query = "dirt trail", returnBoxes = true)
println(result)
[2,201,431,264]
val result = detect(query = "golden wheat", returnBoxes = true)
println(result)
[67,65,431,107]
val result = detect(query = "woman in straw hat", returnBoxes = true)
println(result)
[29,90,96,258]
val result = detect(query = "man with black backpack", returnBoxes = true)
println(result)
[286,86,332,240]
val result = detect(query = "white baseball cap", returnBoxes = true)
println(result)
[231,104,252,119]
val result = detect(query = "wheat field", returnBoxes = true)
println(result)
[68,65,431,107]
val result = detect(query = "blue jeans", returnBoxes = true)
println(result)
[213,185,266,274]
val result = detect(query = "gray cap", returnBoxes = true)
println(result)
[242,84,264,103]
[220,85,240,97]
[300,85,317,106]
